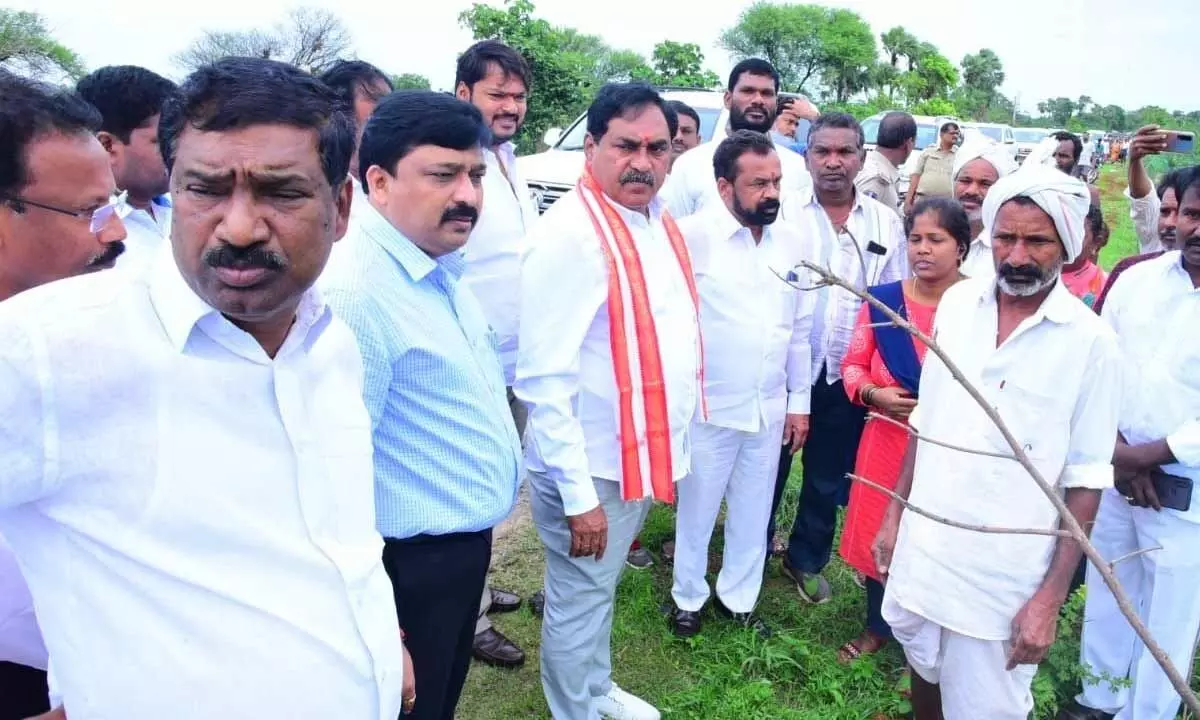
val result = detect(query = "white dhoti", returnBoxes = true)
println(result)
[671,419,783,614]
[1078,488,1200,720]
[882,591,1037,720]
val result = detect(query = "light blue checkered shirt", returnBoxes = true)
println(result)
[321,201,521,539]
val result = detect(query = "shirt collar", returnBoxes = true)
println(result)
[356,199,463,283]
[794,185,864,215]
[596,188,664,227]
[979,276,1078,325]
[148,247,331,355]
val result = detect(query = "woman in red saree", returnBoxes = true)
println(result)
[836,197,971,663]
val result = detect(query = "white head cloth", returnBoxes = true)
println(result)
[952,135,1019,180]
[982,164,1090,263]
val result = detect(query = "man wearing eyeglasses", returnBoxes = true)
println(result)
[0,69,127,720]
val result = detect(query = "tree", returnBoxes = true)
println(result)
[818,9,877,103]
[0,9,85,79]
[648,41,720,89]
[1037,97,1078,126]
[392,73,430,90]
[879,26,918,70]
[901,43,957,102]
[1076,95,1093,116]
[1096,104,1126,132]
[960,49,1005,118]
[175,7,351,74]
[720,2,829,94]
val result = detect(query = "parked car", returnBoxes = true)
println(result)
[1013,127,1052,164]
[861,112,961,199]
[519,88,726,214]
[961,122,1019,162]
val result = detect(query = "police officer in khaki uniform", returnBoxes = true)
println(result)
[905,120,959,214]
[855,111,916,214]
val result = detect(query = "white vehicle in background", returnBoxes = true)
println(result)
[861,112,960,199]
[1013,127,1052,164]
[518,88,727,214]
[960,122,1018,162]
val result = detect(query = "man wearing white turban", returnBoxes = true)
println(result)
[952,139,1019,278]
[872,165,1123,719]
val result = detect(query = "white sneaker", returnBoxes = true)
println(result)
[594,685,660,720]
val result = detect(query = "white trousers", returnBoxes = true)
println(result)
[882,593,1037,720]
[671,419,783,614]
[1078,489,1200,720]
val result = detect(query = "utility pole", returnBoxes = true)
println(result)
[1012,93,1020,125]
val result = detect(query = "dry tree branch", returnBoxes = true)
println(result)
[867,411,1016,460]
[1109,546,1162,569]
[848,474,1070,537]
[792,261,1200,715]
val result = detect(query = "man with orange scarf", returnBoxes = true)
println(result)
[515,83,702,720]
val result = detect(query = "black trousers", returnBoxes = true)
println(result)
[771,368,867,575]
[381,530,492,720]
[0,661,49,720]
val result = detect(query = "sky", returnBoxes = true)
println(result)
[16,0,1196,115]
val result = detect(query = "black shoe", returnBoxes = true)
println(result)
[472,627,526,668]
[529,589,545,618]
[714,597,773,639]
[669,605,703,638]
[1055,701,1115,720]
[487,587,522,614]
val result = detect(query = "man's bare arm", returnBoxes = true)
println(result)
[1037,487,1101,605]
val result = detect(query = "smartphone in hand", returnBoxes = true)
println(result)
[1164,131,1195,154]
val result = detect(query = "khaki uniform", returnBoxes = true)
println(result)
[855,148,902,212]
[912,146,956,199]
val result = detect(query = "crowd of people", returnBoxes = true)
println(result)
[0,39,1196,720]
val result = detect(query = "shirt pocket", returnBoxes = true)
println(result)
[983,381,1072,478]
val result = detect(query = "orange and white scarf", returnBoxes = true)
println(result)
[576,170,706,505]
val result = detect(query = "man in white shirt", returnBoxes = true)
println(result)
[952,138,1019,279]
[668,131,814,639]
[1064,167,1200,720]
[660,58,811,219]
[772,113,907,604]
[76,65,177,274]
[875,166,1120,720]
[0,57,408,720]
[318,60,395,223]
[0,69,128,720]
[1123,125,1183,254]
[453,38,540,669]
[516,83,701,720]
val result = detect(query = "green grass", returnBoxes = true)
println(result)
[459,172,1199,718]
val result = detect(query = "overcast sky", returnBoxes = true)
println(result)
[17,0,1195,114]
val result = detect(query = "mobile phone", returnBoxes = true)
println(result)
[1165,131,1195,154]
[1151,470,1194,512]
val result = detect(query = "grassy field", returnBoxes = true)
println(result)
[458,164,1198,719]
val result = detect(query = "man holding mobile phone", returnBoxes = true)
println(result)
[1062,166,1200,720]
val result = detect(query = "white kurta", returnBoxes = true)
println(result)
[462,142,538,384]
[961,234,996,280]
[113,195,171,275]
[0,252,404,719]
[1079,251,1200,720]
[883,277,1121,719]
[671,205,816,613]
[514,189,699,517]
[659,137,812,220]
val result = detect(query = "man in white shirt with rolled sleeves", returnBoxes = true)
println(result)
[668,131,814,640]
[1065,166,1200,720]
[875,167,1120,720]
[660,58,810,220]
[0,58,407,720]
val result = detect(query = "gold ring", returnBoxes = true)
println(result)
[402,695,416,713]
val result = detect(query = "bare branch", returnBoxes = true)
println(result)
[867,411,1016,460]
[862,321,901,330]
[174,6,352,74]
[849,474,1070,537]
[1109,546,1161,569]
[794,262,1200,715]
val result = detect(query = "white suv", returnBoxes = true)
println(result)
[517,89,728,214]
[860,112,960,199]
[960,122,1019,162]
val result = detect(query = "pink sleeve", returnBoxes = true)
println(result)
[841,303,877,405]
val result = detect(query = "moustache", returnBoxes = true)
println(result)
[493,114,520,124]
[620,170,656,186]
[440,204,479,226]
[88,241,126,269]
[1185,236,1200,248]
[203,243,287,272]
[997,262,1045,283]
[958,193,984,206]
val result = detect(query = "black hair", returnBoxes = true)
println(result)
[1158,168,1181,200]
[1085,203,1105,239]
[877,112,917,149]
[1052,131,1082,163]
[160,57,354,190]
[76,65,177,143]
[585,82,677,143]
[318,60,393,110]
[727,58,780,93]
[0,69,101,198]
[905,196,972,262]
[807,112,865,149]
[939,121,959,134]
[1170,165,1200,205]
[666,100,700,132]
[455,40,531,92]
[712,130,776,182]
[358,91,489,187]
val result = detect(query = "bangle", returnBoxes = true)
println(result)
[862,385,878,406]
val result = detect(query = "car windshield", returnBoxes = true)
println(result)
[1014,128,1050,143]
[972,126,1004,141]
[864,118,939,149]
[556,106,722,151]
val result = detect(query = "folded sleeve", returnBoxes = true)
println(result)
[1167,420,1200,468]
[1060,331,1122,489]
[1124,185,1163,254]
